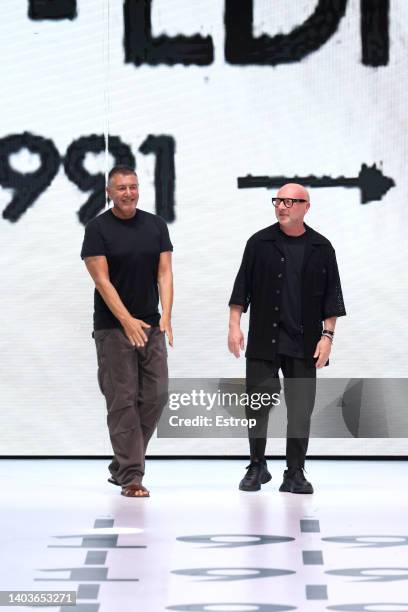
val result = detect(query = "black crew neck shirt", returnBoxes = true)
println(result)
[81,208,173,330]
[277,227,307,358]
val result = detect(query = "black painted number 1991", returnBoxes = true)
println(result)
[0,132,176,225]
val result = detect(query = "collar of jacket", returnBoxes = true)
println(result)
[259,222,327,245]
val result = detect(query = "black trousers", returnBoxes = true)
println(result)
[246,356,316,468]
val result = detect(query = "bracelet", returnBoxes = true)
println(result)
[323,329,335,336]
[321,332,333,342]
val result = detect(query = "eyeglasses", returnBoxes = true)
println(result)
[272,197,308,208]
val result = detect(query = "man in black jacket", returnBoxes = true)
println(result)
[228,183,346,493]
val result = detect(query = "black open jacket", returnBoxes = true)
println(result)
[229,223,346,362]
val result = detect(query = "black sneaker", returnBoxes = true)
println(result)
[279,467,314,494]
[239,460,272,492]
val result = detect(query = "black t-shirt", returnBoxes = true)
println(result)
[81,208,173,330]
[277,228,307,358]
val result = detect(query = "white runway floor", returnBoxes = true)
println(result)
[1,459,407,612]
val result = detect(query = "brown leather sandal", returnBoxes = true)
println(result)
[121,484,150,497]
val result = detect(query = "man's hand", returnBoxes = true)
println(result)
[313,335,332,368]
[228,325,245,358]
[160,315,173,347]
[122,317,151,347]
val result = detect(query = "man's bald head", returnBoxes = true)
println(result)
[277,183,310,201]
[274,183,310,235]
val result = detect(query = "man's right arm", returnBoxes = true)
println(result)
[227,240,253,359]
[84,256,150,347]
[228,305,244,358]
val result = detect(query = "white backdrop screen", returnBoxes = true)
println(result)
[1,1,407,455]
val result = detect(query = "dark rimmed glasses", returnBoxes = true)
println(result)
[272,197,308,208]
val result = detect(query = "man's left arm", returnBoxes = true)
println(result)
[314,246,346,368]
[314,316,336,368]
[158,251,174,346]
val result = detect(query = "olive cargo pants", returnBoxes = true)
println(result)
[94,326,168,487]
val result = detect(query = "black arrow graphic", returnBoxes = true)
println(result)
[237,164,395,204]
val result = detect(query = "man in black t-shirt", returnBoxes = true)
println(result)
[81,165,173,498]
[228,183,346,494]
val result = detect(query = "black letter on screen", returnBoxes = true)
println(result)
[64,135,136,225]
[225,0,347,65]
[124,0,214,66]
[29,0,77,20]
[361,0,389,66]
[139,135,176,222]
[0,132,60,222]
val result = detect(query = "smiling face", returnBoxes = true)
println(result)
[107,171,139,219]
[274,183,310,234]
